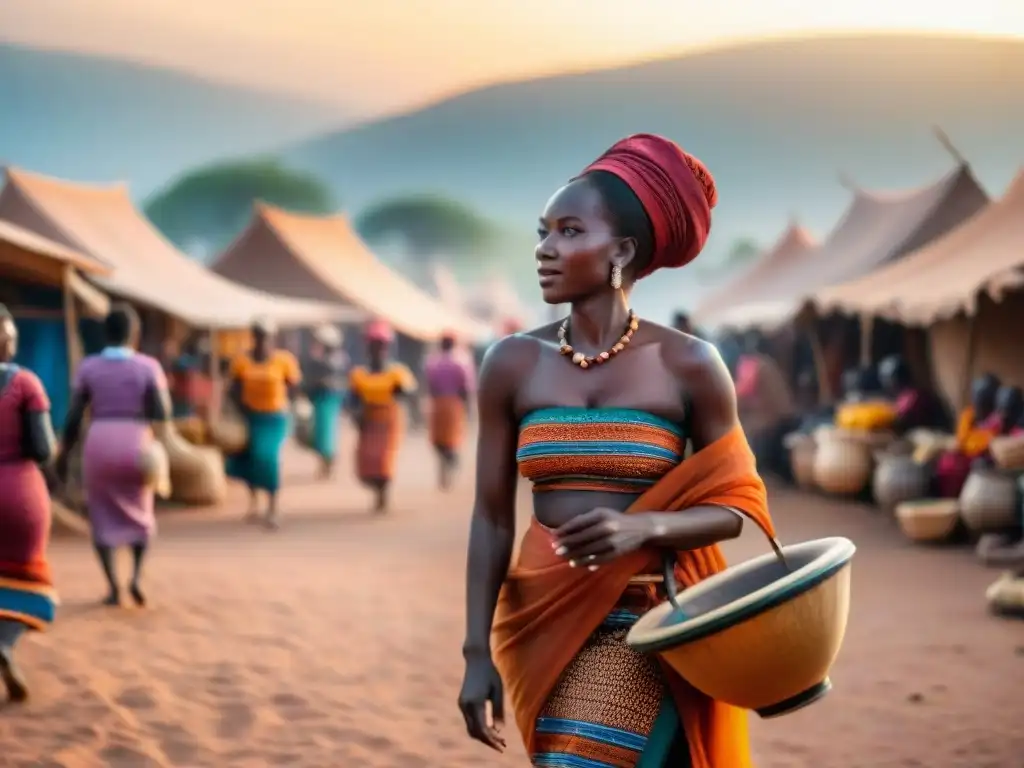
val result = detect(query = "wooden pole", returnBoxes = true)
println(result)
[61,265,82,388]
[806,321,831,405]
[208,327,222,420]
[958,313,980,410]
[859,315,874,367]
[932,126,967,166]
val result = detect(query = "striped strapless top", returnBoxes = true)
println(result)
[516,407,687,494]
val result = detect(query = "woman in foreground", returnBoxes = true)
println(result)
[0,305,58,701]
[58,304,170,606]
[226,318,301,530]
[346,321,416,512]
[458,134,774,767]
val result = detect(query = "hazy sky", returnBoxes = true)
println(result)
[3,0,1023,116]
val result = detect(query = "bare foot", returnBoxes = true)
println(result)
[129,581,147,607]
[0,650,28,703]
[262,515,280,532]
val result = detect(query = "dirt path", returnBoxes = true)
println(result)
[1,431,1021,767]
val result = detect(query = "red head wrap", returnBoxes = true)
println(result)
[580,133,717,279]
[365,319,394,343]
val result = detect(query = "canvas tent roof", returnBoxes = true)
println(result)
[212,203,492,343]
[707,164,989,332]
[0,218,111,316]
[693,222,817,328]
[0,168,356,330]
[813,170,1024,325]
[0,218,108,277]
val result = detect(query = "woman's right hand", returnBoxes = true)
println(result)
[457,653,506,752]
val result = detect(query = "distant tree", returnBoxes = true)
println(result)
[144,158,336,259]
[355,194,497,263]
[695,237,761,280]
[723,237,760,268]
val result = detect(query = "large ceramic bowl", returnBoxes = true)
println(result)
[895,499,960,543]
[627,537,855,718]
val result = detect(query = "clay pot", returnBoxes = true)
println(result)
[990,435,1024,471]
[872,452,930,514]
[813,430,873,496]
[785,433,817,489]
[959,468,1020,534]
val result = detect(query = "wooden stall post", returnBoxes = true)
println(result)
[859,315,874,367]
[60,265,82,387]
[958,314,980,408]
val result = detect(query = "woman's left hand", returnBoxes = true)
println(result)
[552,508,655,568]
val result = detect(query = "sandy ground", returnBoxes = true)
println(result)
[1,427,1022,768]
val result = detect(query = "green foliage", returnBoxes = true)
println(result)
[355,194,497,261]
[695,237,761,280]
[144,158,336,257]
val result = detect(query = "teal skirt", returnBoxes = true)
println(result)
[311,390,343,461]
[226,410,291,493]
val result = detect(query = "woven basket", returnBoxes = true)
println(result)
[895,499,960,543]
[208,415,248,455]
[157,423,226,507]
[990,435,1024,471]
[169,445,227,506]
[175,416,208,446]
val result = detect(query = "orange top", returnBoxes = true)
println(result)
[492,426,774,768]
[230,350,301,413]
[956,406,997,457]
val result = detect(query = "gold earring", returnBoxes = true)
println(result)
[610,264,623,290]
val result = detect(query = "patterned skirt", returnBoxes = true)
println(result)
[356,403,403,483]
[532,581,691,767]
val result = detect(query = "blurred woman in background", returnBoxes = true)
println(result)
[226,317,301,530]
[58,303,170,607]
[0,305,58,702]
[424,330,474,490]
[347,320,417,512]
[304,324,347,480]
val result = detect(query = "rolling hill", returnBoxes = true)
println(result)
[0,44,349,197]
[279,34,1024,315]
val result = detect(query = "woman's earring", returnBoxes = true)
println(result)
[610,264,623,290]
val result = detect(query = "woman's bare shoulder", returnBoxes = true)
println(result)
[478,323,555,389]
[647,321,730,389]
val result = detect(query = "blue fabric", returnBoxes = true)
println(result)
[0,586,57,628]
[311,390,343,460]
[636,698,681,767]
[226,410,290,492]
[13,318,69,431]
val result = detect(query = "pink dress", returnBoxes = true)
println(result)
[0,365,58,630]
[75,350,167,547]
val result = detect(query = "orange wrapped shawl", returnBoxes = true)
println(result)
[492,426,774,768]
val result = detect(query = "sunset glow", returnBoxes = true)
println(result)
[2,0,1023,114]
